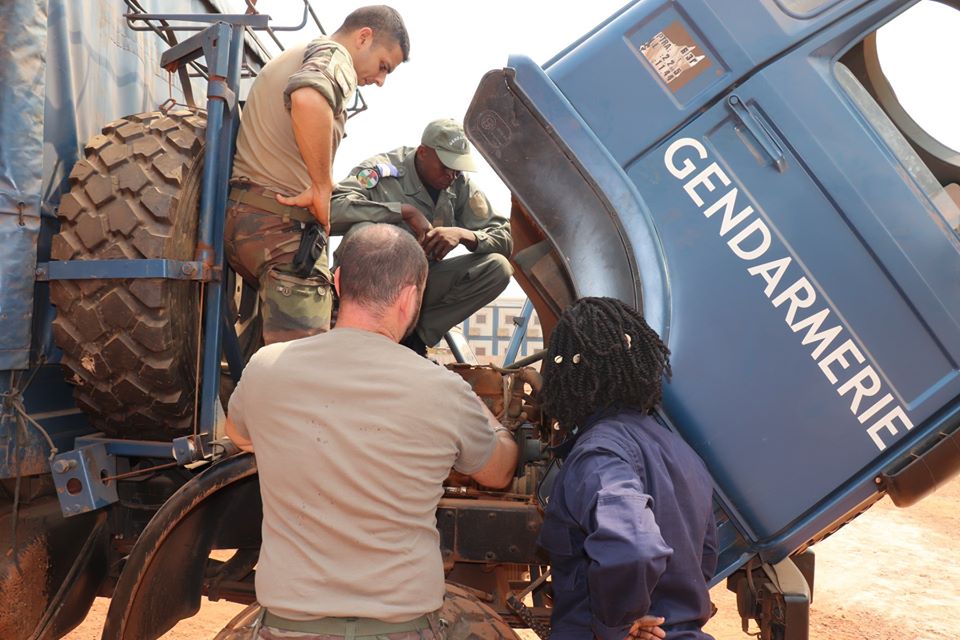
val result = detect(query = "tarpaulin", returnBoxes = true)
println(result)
[0,0,207,370]
[0,0,47,370]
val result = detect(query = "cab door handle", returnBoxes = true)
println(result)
[727,94,787,173]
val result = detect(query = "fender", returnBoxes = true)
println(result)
[102,453,262,640]
[465,57,671,337]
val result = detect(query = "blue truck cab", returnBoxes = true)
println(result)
[466,0,960,632]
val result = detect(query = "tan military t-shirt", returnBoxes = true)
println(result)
[228,328,497,622]
[232,37,357,194]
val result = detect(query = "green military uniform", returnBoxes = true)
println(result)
[331,138,512,347]
[226,37,357,344]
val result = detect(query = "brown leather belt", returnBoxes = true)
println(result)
[228,185,315,224]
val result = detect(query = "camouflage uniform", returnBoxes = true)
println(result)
[227,37,357,344]
[224,190,333,344]
[257,612,441,640]
[331,145,513,346]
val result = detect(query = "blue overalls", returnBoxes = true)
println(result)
[539,409,717,640]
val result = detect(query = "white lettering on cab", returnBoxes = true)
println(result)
[664,137,913,451]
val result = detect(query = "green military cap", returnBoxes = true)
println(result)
[421,119,478,172]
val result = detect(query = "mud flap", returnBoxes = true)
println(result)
[728,555,812,640]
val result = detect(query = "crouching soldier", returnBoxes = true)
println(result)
[330,119,513,355]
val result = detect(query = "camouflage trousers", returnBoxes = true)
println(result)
[225,187,332,344]
[258,630,438,640]
[220,584,517,640]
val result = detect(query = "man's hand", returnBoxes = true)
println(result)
[401,204,432,242]
[422,227,475,260]
[626,616,665,640]
[224,416,254,453]
[277,183,332,234]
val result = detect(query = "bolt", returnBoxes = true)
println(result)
[180,262,197,276]
[729,95,740,105]
[53,459,77,474]
[484,551,496,561]
[173,439,197,462]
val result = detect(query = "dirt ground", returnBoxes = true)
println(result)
[64,475,960,640]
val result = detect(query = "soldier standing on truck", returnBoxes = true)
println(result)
[330,119,513,355]
[225,224,519,639]
[226,5,410,344]
[537,297,718,640]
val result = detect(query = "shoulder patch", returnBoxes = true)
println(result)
[468,191,490,219]
[328,47,357,98]
[356,163,400,189]
[375,163,400,179]
[356,167,380,189]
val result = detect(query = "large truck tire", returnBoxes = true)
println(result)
[50,109,206,440]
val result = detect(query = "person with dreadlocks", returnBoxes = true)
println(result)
[537,297,718,640]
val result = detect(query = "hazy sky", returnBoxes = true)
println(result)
[877,2,960,152]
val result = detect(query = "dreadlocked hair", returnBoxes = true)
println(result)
[541,296,671,434]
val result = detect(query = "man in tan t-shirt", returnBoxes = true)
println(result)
[226,224,519,639]
[226,6,410,344]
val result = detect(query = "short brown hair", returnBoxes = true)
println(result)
[338,224,427,312]
[336,5,410,61]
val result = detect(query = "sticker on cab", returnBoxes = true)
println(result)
[639,21,712,92]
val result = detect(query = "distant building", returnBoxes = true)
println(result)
[451,297,543,365]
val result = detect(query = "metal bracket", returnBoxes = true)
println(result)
[171,433,212,465]
[161,22,233,73]
[52,432,213,517]
[51,443,118,517]
[74,432,212,465]
[36,259,215,282]
[729,557,810,640]
[208,78,237,110]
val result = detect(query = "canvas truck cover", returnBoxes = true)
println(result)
[0,0,211,370]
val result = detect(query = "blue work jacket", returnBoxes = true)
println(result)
[539,408,717,640]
